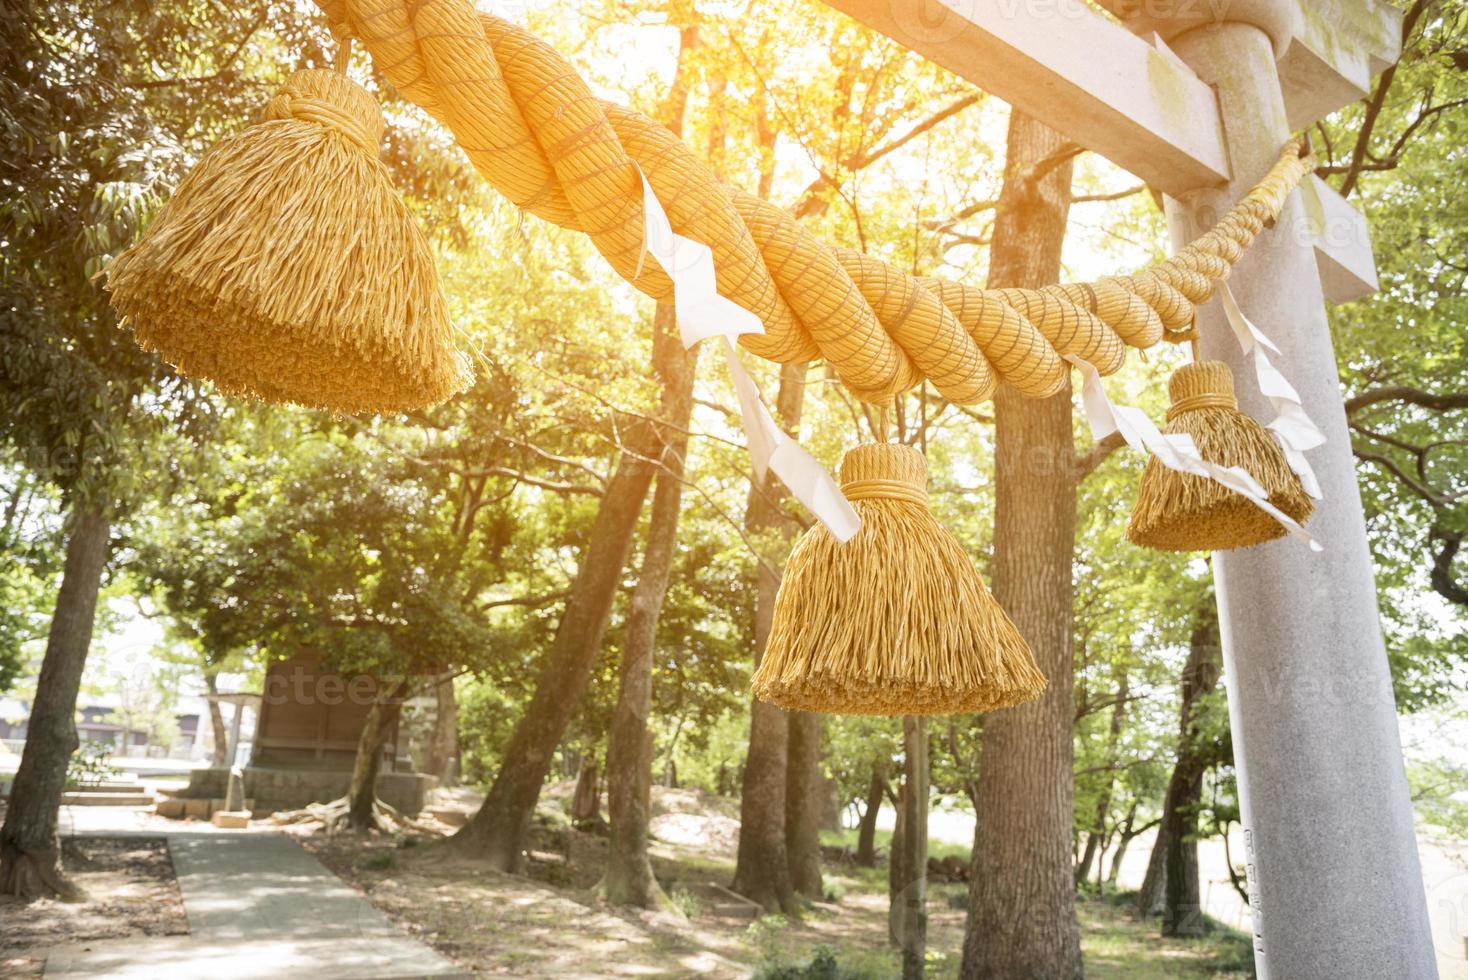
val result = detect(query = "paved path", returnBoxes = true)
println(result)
[43,831,464,979]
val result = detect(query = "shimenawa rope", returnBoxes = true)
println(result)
[312,0,1314,405]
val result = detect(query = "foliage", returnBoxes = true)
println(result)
[751,945,842,980]
[0,467,62,692]
[1403,699,1468,840]
[1408,755,1468,840]
[667,885,703,919]
[1316,0,1468,705]
[457,676,524,787]
[826,716,901,809]
[64,740,117,788]
[0,0,326,511]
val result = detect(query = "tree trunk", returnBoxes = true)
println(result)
[203,670,230,768]
[732,606,795,913]
[732,361,807,915]
[898,716,929,979]
[0,506,109,899]
[819,776,841,832]
[785,710,824,898]
[855,764,885,868]
[450,308,688,871]
[571,757,603,830]
[1162,601,1224,937]
[347,679,409,832]
[1136,821,1169,917]
[602,296,696,906]
[961,111,1083,980]
[1076,671,1129,886]
[888,775,908,945]
[1107,801,1139,887]
[426,674,459,785]
[1075,831,1102,887]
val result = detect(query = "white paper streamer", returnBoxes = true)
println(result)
[636,169,860,543]
[1218,284,1325,499]
[1066,355,1321,551]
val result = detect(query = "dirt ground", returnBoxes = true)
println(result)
[291,784,1252,978]
[299,829,965,978]
[0,835,189,977]
[0,786,1254,978]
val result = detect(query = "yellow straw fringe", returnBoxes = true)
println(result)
[1127,361,1315,552]
[753,444,1047,716]
[105,69,469,414]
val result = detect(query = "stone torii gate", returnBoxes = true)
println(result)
[820,1,1436,977]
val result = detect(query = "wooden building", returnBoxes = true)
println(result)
[250,650,402,772]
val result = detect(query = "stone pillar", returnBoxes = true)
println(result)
[226,702,244,769]
[225,766,245,813]
[1163,22,1437,979]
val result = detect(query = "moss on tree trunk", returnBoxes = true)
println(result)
[898,716,929,979]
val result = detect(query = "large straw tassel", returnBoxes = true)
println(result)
[1127,360,1314,551]
[105,69,469,414]
[753,443,1046,716]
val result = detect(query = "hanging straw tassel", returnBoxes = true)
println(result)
[105,69,469,414]
[1128,360,1314,551]
[752,443,1046,716]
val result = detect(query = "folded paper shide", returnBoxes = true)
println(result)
[753,443,1047,716]
[1128,360,1315,551]
[105,69,469,414]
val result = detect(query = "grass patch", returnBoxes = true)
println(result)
[751,944,917,980]
[362,852,396,871]
[819,827,971,866]
[667,885,702,919]
[1078,892,1255,979]
[743,880,1254,980]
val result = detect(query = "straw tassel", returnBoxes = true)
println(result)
[105,69,469,414]
[753,443,1046,716]
[1128,360,1314,551]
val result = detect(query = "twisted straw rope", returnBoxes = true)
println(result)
[319,0,1313,405]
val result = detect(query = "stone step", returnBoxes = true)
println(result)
[67,779,141,793]
[683,882,763,920]
[62,790,155,806]
[156,796,256,820]
[704,902,762,920]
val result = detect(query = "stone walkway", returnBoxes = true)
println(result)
[43,831,464,978]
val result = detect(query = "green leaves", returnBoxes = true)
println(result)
[1316,0,1468,698]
